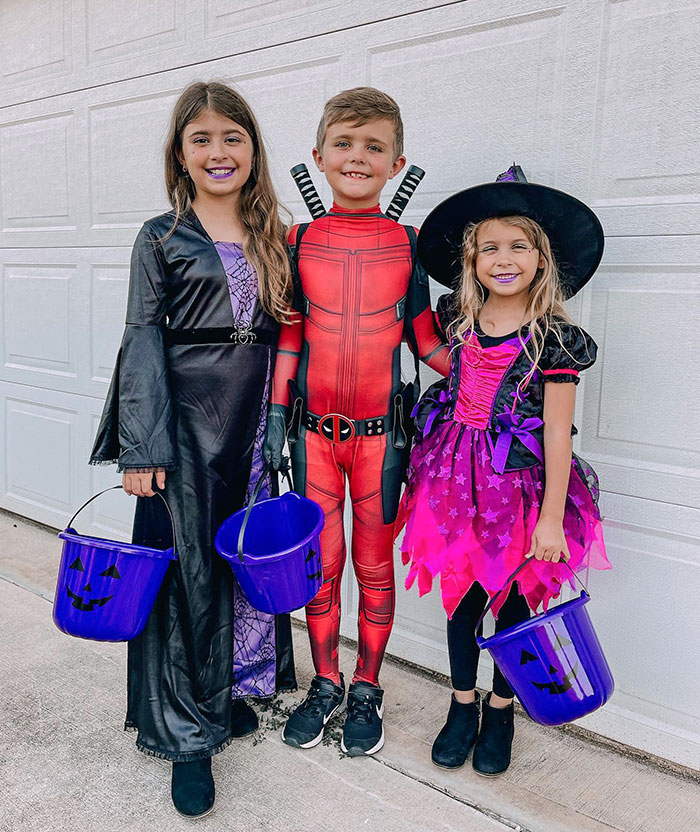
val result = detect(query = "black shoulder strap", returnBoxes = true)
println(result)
[291,223,311,315]
[402,224,422,386]
[292,222,310,272]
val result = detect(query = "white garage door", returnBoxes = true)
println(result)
[1,0,697,769]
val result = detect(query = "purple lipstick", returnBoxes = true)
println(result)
[206,167,235,179]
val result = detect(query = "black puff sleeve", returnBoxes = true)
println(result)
[435,291,460,340]
[540,323,597,384]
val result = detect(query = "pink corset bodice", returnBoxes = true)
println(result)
[453,334,522,429]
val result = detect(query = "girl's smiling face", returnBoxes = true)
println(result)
[475,219,544,298]
[179,109,254,203]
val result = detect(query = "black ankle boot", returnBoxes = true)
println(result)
[472,694,515,776]
[171,757,215,818]
[431,692,480,769]
[230,698,259,738]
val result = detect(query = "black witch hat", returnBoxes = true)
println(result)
[417,165,604,297]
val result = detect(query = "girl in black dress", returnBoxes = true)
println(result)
[91,81,295,817]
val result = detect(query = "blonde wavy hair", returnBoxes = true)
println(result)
[451,215,584,386]
[163,81,292,322]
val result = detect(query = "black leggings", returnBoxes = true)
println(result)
[447,583,530,699]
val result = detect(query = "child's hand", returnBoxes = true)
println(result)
[526,515,570,563]
[123,471,166,497]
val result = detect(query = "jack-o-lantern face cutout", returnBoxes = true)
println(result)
[521,634,579,695]
[65,555,121,611]
[306,548,322,581]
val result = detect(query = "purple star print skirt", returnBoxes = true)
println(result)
[395,420,611,619]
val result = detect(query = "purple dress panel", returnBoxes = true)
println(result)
[215,241,276,698]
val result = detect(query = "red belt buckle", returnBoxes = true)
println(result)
[318,413,355,444]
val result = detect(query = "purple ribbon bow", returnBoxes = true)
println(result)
[413,386,451,436]
[491,410,544,473]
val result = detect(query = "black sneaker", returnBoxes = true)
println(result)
[282,674,345,749]
[341,681,385,756]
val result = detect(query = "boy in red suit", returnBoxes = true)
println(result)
[264,88,449,755]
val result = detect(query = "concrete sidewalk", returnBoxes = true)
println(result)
[1,511,698,832]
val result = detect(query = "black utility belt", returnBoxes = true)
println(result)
[164,326,272,346]
[304,410,392,443]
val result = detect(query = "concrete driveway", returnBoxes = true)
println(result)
[1,511,698,832]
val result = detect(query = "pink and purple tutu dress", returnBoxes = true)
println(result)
[395,298,611,619]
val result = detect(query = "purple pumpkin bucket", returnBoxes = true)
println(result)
[215,468,324,615]
[477,561,614,726]
[53,487,176,642]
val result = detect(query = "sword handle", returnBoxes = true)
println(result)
[290,164,326,219]
[385,165,425,221]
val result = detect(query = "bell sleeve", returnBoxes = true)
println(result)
[89,222,178,472]
[541,323,598,385]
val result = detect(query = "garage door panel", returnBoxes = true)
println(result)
[579,269,699,509]
[578,524,700,769]
[590,0,700,236]
[3,394,78,517]
[0,0,72,91]
[0,111,77,232]
[0,1,475,109]
[364,6,567,224]
[205,0,340,41]
[88,93,177,229]
[0,248,130,397]
[86,412,133,542]
[86,0,187,68]
[2,262,81,381]
[233,57,342,218]
[90,264,130,384]
[0,384,121,531]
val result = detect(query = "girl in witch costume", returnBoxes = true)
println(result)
[90,82,296,818]
[395,165,612,776]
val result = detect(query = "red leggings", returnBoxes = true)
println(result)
[296,430,395,686]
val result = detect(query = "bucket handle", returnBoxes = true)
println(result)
[475,559,589,639]
[236,461,294,564]
[66,485,177,555]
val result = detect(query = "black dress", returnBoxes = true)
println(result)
[90,210,296,761]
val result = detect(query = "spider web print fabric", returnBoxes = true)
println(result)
[217,241,258,324]
[215,242,277,698]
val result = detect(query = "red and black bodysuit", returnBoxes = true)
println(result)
[271,202,449,686]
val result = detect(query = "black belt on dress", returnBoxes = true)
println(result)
[164,326,273,346]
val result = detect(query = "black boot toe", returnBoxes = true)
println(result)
[171,758,215,818]
[431,693,480,769]
[230,698,259,738]
[472,694,515,777]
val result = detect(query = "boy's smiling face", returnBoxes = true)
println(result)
[313,119,406,210]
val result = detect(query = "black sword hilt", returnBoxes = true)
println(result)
[290,164,326,219]
[385,165,425,221]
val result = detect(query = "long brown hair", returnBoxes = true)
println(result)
[451,216,588,386]
[163,81,292,322]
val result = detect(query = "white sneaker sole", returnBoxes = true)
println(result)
[341,726,385,757]
[282,700,346,749]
